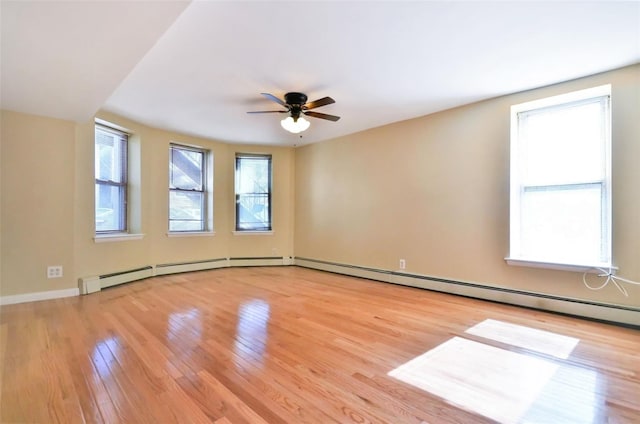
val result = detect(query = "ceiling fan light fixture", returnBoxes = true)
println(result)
[281,116,310,133]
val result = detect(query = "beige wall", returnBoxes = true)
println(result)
[1,110,295,297]
[1,111,76,296]
[1,65,638,309]
[295,65,640,308]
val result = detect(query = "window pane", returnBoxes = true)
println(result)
[95,128,126,183]
[237,158,269,194]
[520,185,604,264]
[235,155,271,231]
[95,184,126,232]
[169,191,204,231]
[521,99,605,186]
[237,193,270,230]
[510,86,611,268]
[170,147,203,190]
[169,220,204,232]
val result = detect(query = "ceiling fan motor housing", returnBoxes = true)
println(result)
[285,92,307,121]
[284,92,308,106]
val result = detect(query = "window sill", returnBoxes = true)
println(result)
[94,233,144,243]
[167,231,215,238]
[505,257,616,273]
[232,230,274,236]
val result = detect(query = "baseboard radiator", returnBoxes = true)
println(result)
[78,256,293,295]
[79,266,154,294]
[155,258,229,276]
[294,257,640,327]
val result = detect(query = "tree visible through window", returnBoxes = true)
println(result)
[509,85,611,268]
[235,154,272,231]
[95,124,128,233]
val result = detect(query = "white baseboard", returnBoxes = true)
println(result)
[0,287,80,306]
[294,257,640,327]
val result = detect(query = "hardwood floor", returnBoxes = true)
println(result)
[1,266,639,423]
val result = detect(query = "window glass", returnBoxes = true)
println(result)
[169,145,206,232]
[509,85,611,268]
[95,125,127,233]
[521,99,605,186]
[235,154,272,231]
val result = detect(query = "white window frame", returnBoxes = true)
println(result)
[506,85,612,272]
[95,123,128,234]
[168,143,214,235]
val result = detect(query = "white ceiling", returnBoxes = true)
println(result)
[2,1,639,146]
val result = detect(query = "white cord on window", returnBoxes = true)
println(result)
[583,267,640,297]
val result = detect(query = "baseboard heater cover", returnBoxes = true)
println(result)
[79,266,154,294]
[155,258,229,276]
[230,256,293,267]
[293,257,640,327]
[78,256,293,296]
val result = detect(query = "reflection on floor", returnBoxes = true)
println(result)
[465,318,579,359]
[234,299,270,368]
[389,320,600,423]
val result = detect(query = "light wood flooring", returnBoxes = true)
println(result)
[1,266,639,423]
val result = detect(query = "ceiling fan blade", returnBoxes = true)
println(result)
[261,93,287,107]
[304,96,335,110]
[246,110,287,114]
[304,111,341,122]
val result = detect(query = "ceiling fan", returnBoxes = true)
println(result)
[247,92,340,133]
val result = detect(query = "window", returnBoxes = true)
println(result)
[508,85,611,269]
[169,144,208,232]
[235,154,272,231]
[95,124,128,233]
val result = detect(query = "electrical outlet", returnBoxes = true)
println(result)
[47,266,63,279]
[399,259,406,270]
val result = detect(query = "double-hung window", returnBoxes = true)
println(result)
[235,154,272,231]
[508,85,612,269]
[95,124,128,233]
[169,144,208,232]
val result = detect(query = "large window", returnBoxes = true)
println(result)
[235,154,272,231]
[169,144,208,232]
[508,85,611,269]
[95,124,128,233]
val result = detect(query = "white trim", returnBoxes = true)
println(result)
[169,140,206,150]
[95,118,132,135]
[166,231,216,238]
[0,287,79,305]
[294,258,639,327]
[512,84,611,113]
[232,230,274,236]
[94,233,144,243]
[505,258,617,273]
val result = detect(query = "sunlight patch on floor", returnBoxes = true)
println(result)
[465,319,579,359]
[388,337,559,423]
